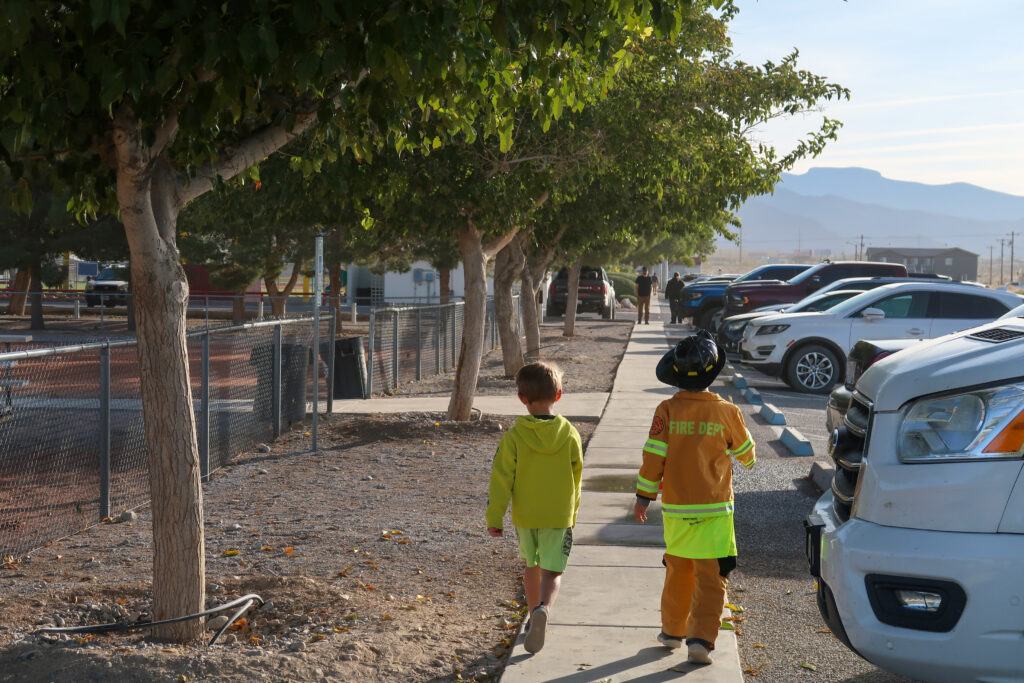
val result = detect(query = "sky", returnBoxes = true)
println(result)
[727,0,1024,196]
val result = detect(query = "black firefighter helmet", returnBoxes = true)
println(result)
[656,329,726,390]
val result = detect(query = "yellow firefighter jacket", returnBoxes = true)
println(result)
[636,390,755,558]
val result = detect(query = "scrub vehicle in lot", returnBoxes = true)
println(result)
[805,306,1024,682]
[84,266,130,307]
[739,282,1021,393]
[679,263,808,330]
[546,266,616,319]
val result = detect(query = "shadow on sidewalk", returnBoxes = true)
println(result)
[507,645,705,682]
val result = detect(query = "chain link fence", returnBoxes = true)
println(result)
[365,296,521,396]
[0,297,523,556]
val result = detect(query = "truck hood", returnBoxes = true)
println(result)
[856,315,1024,411]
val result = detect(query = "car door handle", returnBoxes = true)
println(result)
[907,328,925,335]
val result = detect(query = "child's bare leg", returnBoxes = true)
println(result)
[539,569,563,608]
[524,565,542,612]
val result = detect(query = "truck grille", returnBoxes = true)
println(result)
[830,393,871,523]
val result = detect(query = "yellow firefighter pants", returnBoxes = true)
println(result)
[661,554,728,645]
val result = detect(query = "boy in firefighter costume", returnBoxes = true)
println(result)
[634,330,755,665]
[487,361,583,655]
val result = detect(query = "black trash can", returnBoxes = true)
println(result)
[321,336,367,399]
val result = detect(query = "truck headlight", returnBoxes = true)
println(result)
[898,383,1024,462]
[685,291,703,300]
[755,324,789,336]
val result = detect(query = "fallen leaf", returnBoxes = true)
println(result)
[753,643,766,648]
[222,550,240,557]
[284,546,295,557]
[229,618,247,631]
[720,620,735,630]
[800,662,817,671]
[261,546,273,552]
[817,628,831,634]
[343,614,358,621]
[116,599,127,605]
[362,584,377,591]
[396,539,410,544]
[725,603,745,612]
[399,605,417,611]
[334,626,348,632]
[381,614,394,621]
[463,570,482,575]
[311,634,327,641]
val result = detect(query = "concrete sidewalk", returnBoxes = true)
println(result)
[500,300,743,682]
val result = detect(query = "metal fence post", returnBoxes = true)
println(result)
[435,307,442,373]
[272,323,282,437]
[99,346,111,520]
[258,295,264,321]
[99,295,105,330]
[199,332,210,481]
[451,303,457,367]
[74,296,80,319]
[415,308,422,381]
[367,308,375,396]
[391,311,399,391]
[327,306,336,413]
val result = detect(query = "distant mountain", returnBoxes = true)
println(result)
[777,167,1024,222]
[720,168,1024,257]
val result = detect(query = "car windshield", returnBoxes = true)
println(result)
[96,267,128,281]
[999,302,1024,319]
[789,290,861,313]
[731,267,770,284]
[785,263,827,285]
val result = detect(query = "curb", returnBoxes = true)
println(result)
[781,427,814,456]
[743,387,762,405]
[759,403,786,425]
[731,372,747,389]
[809,461,835,491]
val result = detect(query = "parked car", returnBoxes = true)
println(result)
[717,289,864,358]
[84,266,131,307]
[679,263,809,330]
[724,261,909,318]
[805,310,1024,682]
[546,266,616,319]
[739,282,1022,393]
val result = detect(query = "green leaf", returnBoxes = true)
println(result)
[293,0,318,34]
[66,73,90,115]
[109,0,130,36]
[99,70,126,109]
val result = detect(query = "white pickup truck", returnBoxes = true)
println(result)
[806,307,1024,682]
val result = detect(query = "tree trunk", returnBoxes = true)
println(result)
[264,267,300,317]
[562,258,582,338]
[114,117,204,643]
[231,290,247,323]
[439,269,451,304]
[447,219,518,421]
[7,268,29,315]
[520,261,541,360]
[28,262,44,331]
[493,238,525,376]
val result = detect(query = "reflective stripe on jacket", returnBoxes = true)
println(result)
[636,390,755,558]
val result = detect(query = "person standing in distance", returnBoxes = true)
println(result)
[663,272,685,325]
[634,266,653,324]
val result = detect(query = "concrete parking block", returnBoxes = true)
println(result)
[809,461,835,491]
[759,403,786,425]
[731,373,747,389]
[742,387,763,405]
[781,427,815,456]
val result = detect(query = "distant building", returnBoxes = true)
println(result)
[866,247,978,281]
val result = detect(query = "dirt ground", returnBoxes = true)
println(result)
[0,318,631,682]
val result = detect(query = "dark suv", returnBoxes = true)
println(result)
[547,266,616,319]
[680,263,809,330]
[84,266,131,307]
[723,261,908,317]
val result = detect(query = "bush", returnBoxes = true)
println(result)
[607,271,636,299]
[619,293,637,306]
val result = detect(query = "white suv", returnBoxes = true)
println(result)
[806,308,1024,682]
[739,282,1022,393]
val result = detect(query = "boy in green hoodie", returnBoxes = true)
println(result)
[486,361,583,654]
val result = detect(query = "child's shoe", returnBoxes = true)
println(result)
[686,638,713,665]
[657,632,683,649]
[524,605,549,653]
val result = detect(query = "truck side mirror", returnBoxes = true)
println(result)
[861,307,886,322]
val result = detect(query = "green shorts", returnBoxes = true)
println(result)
[516,527,573,572]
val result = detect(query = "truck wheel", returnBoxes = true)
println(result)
[601,304,611,319]
[546,304,562,317]
[786,344,841,394]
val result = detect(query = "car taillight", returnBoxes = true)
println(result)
[601,284,607,294]
[549,283,555,294]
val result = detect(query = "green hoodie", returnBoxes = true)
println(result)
[485,414,583,530]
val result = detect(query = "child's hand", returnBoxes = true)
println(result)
[634,503,648,523]
[487,527,503,537]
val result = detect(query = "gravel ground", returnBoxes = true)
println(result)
[0,315,629,682]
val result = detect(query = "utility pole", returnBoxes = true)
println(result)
[859,234,865,261]
[989,245,995,286]
[999,238,1009,286]
[1011,232,1018,284]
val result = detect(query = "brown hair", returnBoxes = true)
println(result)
[515,361,563,402]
